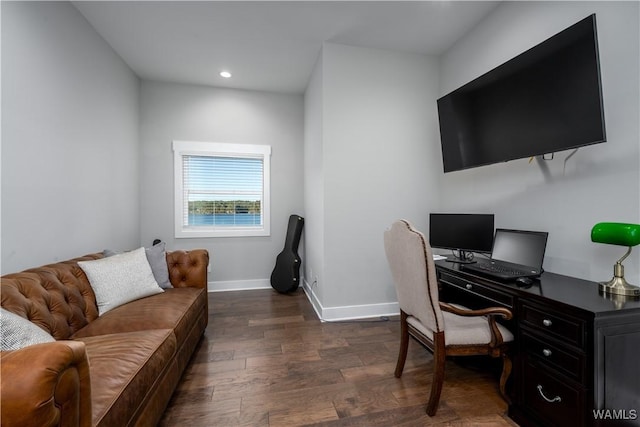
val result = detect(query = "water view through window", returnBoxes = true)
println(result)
[188,213,262,226]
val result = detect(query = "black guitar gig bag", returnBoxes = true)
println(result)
[271,215,304,293]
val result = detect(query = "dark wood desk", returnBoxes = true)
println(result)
[435,260,640,427]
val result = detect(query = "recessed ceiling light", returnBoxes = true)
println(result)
[220,71,232,78]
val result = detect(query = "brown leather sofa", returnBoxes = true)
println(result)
[0,249,209,427]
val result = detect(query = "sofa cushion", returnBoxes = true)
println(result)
[0,307,55,350]
[76,329,176,427]
[78,248,163,315]
[71,287,206,348]
[145,242,172,289]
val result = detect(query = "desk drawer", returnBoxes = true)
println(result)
[522,359,585,427]
[439,271,514,308]
[521,332,585,382]
[520,303,585,349]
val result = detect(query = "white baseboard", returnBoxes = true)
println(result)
[207,278,271,292]
[207,278,399,321]
[302,279,399,322]
[302,280,324,319]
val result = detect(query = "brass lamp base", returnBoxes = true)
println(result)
[599,261,640,297]
[599,277,640,297]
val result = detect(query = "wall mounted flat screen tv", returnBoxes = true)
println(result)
[429,213,494,262]
[437,14,606,173]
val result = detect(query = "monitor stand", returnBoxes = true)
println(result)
[445,250,477,264]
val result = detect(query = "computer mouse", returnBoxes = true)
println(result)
[515,277,534,287]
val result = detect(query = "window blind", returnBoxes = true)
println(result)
[182,155,264,228]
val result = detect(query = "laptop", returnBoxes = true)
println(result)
[462,229,548,281]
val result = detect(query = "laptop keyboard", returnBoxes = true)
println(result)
[473,262,526,277]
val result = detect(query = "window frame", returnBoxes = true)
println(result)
[173,140,271,238]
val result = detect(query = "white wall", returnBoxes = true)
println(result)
[303,51,326,305]
[439,1,640,283]
[1,2,140,273]
[139,81,304,288]
[304,43,441,319]
[5,0,635,305]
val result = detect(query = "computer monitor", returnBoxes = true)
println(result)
[429,213,495,262]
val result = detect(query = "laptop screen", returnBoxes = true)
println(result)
[491,229,548,269]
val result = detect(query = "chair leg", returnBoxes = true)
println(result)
[395,311,409,378]
[426,332,446,416]
[499,352,512,404]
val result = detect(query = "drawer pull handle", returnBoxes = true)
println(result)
[537,385,562,403]
[465,284,473,290]
[542,319,553,327]
[542,349,552,357]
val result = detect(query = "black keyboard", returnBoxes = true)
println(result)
[469,262,526,277]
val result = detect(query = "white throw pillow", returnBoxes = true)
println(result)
[78,247,164,316]
[103,242,172,289]
[1,307,55,351]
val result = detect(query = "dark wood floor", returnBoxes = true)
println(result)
[159,289,519,426]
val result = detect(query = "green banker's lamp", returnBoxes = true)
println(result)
[591,222,640,297]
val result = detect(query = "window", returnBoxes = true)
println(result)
[173,141,271,238]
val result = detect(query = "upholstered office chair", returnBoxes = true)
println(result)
[384,219,514,416]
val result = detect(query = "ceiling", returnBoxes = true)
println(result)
[74,1,500,94]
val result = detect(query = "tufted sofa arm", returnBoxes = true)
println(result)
[0,340,91,427]
[166,249,209,289]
